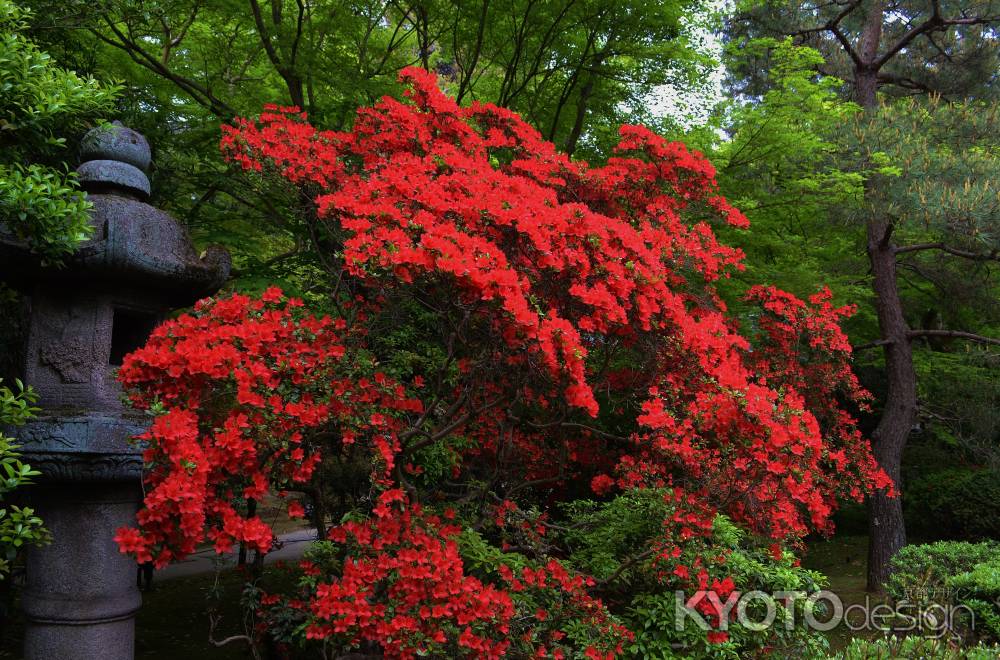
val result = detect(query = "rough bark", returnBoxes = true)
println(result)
[852,0,884,108]
[864,214,914,591]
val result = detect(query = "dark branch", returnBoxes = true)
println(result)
[895,242,1000,261]
[92,19,235,118]
[596,549,654,587]
[830,25,864,68]
[877,72,941,97]
[792,1,864,66]
[879,221,894,248]
[853,339,893,352]
[908,330,1000,347]
[874,6,1000,70]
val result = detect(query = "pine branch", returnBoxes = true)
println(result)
[908,330,1000,347]
[853,339,893,352]
[874,4,1000,70]
[895,243,1000,261]
[792,1,864,67]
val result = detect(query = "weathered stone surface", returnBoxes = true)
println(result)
[77,159,151,199]
[21,289,119,413]
[0,124,231,660]
[21,484,142,660]
[13,415,146,481]
[82,194,232,302]
[0,195,230,306]
[39,338,92,384]
[79,122,151,171]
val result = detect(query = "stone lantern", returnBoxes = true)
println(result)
[0,124,230,660]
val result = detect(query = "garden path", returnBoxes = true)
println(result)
[154,526,319,580]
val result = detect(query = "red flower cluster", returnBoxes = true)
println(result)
[591,283,891,542]
[305,494,514,659]
[497,559,634,658]
[743,285,895,510]
[116,290,422,565]
[221,67,749,419]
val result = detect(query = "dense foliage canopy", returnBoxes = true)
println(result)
[0,0,117,262]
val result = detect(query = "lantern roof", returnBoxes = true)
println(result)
[0,123,230,307]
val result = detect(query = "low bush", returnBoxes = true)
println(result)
[831,636,1000,659]
[887,541,998,600]
[888,541,1000,644]
[562,491,830,659]
[945,557,1000,643]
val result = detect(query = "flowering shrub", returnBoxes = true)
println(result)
[116,68,891,657]
[303,494,514,658]
[115,291,421,565]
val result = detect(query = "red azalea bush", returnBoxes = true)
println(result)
[304,492,515,658]
[116,67,890,658]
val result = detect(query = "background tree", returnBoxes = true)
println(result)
[724,1,1000,589]
[728,0,1000,103]
[688,38,866,305]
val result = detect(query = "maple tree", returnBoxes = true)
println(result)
[115,68,891,657]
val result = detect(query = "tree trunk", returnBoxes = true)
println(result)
[850,0,915,591]
[280,70,305,111]
[864,213,915,591]
[854,68,879,109]
[564,48,609,157]
[563,74,595,157]
[307,488,327,540]
[852,1,884,109]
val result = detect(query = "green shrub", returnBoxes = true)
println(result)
[887,541,998,603]
[561,492,829,659]
[945,558,1000,643]
[888,541,1000,645]
[831,636,1000,659]
[0,379,49,575]
[905,468,1000,541]
[624,526,829,659]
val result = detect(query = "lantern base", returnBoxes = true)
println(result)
[22,483,142,660]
